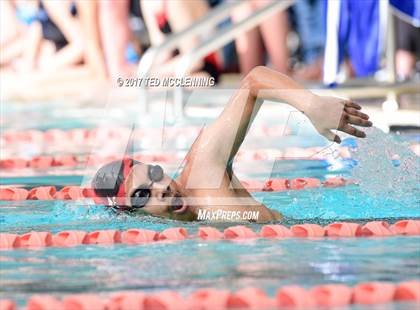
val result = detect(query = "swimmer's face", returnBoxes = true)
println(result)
[124,163,196,221]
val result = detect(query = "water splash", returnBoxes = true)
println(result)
[349,127,419,204]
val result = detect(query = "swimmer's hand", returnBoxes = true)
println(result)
[304,95,372,143]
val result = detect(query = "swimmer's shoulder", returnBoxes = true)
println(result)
[269,209,283,221]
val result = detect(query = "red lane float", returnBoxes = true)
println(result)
[325,222,362,237]
[227,287,276,309]
[63,295,106,310]
[121,229,159,244]
[290,178,321,190]
[1,220,419,250]
[107,292,146,310]
[198,227,224,240]
[86,230,121,245]
[361,221,393,237]
[53,186,86,200]
[29,156,54,169]
[323,177,347,188]
[19,232,52,248]
[260,225,292,238]
[188,289,231,310]
[0,159,27,169]
[26,295,62,310]
[0,234,20,249]
[0,300,15,310]
[391,220,420,235]
[309,284,353,307]
[263,179,289,192]
[0,188,28,200]
[28,186,56,200]
[144,291,186,310]
[1,280,419,310]
[52,231,88,247]
[224,226,258,239]
[395,281,420,301]
[158,228,188,241]
[276,286,315,308]
[0,177,352,202]
[352,282,396,305]
[290,224,325,237]
[52,155,79,167]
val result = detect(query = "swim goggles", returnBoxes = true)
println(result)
[94,158,164,212]
[129,164,164,210]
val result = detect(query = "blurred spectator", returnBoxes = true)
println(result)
[36,0,83,71]
[76,0,107,79]
[390,0,420,81]
[292,0,325,81]
[0,0,106,79]
[0,0,42,71]
[395,17,420,80]
[140,0,221,81]
[0,0,22,47]
[231,0,289,75]
[99,0,137,79]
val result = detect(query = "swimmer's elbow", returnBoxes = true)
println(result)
[269,209,283,221]
[240,66,267,97]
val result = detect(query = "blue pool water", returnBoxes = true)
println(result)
[1,236,419,308]
[1,103,419,308]
[1,159,419,308]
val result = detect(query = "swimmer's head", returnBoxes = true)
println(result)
[91,158,195,221]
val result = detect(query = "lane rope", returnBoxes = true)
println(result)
[0,280,418,309]
[1,220,419,250]
[2,126,291,144]
[0,147,353,170]
[0,177,351,201]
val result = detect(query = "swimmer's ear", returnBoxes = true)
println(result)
[323,130,341,144]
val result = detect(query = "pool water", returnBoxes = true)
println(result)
[1,102,419,308]
[2,235,419,308]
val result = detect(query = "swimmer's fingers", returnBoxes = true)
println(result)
[340,124,366,138]
[323,130,341,144]
[342,113,373,127]
[344,107,370,120]
[344,101,362,110]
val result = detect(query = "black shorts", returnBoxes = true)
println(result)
[396,17,420,58]
[39,3,77,51]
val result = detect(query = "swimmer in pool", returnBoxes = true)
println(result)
[92,66,372,222]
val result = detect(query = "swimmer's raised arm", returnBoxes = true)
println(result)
[201,66,372,164]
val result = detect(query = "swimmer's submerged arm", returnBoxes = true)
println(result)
[203,66,372,164]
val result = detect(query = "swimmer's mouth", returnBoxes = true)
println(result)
[171,194,188,214]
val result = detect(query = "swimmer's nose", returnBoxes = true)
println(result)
[153,185,173,201]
